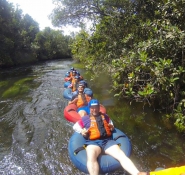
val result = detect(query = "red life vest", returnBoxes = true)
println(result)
[88,115,112,140]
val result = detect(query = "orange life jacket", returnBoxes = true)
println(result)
[76,93,91,108]
[88,115,112,140]
[71,78,78,92]
[72,82,78,92]
[70,72,73,77]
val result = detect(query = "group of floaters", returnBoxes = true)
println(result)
[63,67,185,175]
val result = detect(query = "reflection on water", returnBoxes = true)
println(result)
[0,59,184,175]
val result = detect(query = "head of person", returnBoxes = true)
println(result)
[88,99,100,116]
[74,76,80,81]
[79,80,87,87]
[65,73,70,77]
[72,70,76,76]
[78,83,85,92]
[70,67,74,71]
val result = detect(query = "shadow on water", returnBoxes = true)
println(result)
[0,59,184,175]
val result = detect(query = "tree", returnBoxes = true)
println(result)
[0,0,15,66]
[34,27,72,60]
[50,0,133,28]
[52,0,185,132]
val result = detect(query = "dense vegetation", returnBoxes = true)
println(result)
[51,0,185,132]
[0,0,72,68]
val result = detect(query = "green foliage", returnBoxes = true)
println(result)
[166,99,185,132]
[51,0,130,27]
[47,0,185,132]
[70,30,94,65]
[0,0,73,68]
[34,27,72,60]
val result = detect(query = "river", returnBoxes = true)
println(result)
[0,59,184,175]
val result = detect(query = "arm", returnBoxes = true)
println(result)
[73,121,83,133]
[104,114,114,131]
[68,94,78,105]
[108,120,114,131]
[68,84,72,88]
[68,98,78,105]
[73,120,89,137]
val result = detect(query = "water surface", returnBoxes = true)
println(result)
[0,59,184,175]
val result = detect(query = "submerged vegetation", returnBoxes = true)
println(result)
[2,77,35,98]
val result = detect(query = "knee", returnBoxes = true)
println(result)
[78,110,87,117]
[86,151,98,162]
[86,147,101,161]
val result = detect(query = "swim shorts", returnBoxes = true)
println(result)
[85,138,119,151]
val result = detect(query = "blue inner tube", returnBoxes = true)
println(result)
[68,128,131,174]
[63,88,73,100]
[63,88,93,100]
[64,81,71,88]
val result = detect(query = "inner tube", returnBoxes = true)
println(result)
[64,103,107,123]
[64,81,71,88]
[63,87,93,100]
[68,128,131,174]
[63,88,73,100]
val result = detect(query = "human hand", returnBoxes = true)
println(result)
[73,98,78,103]
[137,172,148,175]
[68,84,72,88]
[70,98,78,104]
[108,123,114,131]
[81,128,89,137]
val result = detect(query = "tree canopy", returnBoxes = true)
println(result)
[0,0,72,68]
[51,0,185,132]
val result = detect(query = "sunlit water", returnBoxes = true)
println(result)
[0,59,184,175]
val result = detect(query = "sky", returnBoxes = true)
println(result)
[7,0,80,35]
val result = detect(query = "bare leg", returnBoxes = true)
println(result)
[86,145,101,175]
[105,144,140,175]
[78,110,87,117]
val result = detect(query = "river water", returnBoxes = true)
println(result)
[0,59,184,175]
